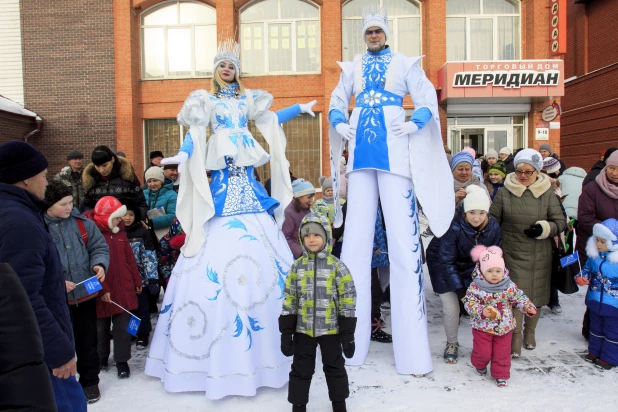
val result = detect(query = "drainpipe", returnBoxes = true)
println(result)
[23,116,43,143]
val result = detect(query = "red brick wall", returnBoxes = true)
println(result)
[21,0,117,175]
[562,0,618,171]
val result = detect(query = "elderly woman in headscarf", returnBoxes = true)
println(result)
[451,150,489,208]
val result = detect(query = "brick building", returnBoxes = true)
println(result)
[561,0,618,171]
[1,0,566,183]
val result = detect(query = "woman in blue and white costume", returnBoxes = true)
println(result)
[145,39,316,400]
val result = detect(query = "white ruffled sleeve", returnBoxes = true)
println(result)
[247,89,274,121]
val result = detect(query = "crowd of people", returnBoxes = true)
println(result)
[1,8,618,412]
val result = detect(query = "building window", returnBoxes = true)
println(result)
[144,119,184,166]
[249,114,321,186]
[141,1,217,79]
[446,0,520,61]
[342,0,421,61]
[240,0,320,75]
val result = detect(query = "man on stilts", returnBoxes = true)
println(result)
[328,7,454,376]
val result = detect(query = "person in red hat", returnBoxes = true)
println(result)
[88,196,142,379]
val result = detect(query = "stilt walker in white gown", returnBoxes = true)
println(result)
[328,8,454,376]
[145,38,316,399]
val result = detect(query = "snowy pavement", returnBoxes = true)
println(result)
[90,237,616,412]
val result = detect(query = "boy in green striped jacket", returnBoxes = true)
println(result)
[279,213,357,412]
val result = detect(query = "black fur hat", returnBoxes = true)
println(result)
[44,180,73,207]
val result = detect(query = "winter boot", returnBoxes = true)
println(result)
[371,318,392,343]
[292,405,307,412]
[523,311,540,350]
[117,362,131,379]
[595,359,615,371]
[84,385,101,403]
[332,400,347,412]
[99,359,109,372]
[443,342,459,364]
[475,367,487,376]
[495,379,508,387]
[136,336,149,350]
[585,354,599,363]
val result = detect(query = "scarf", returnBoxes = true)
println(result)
[596,169,618,200]
[321,195,334,204]
[473,275,511,294]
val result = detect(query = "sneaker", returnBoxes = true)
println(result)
[371,318,393,343]
[585,354,599,363]
[443,342,459,364]
[99,359,109,372]
[136,337,149,350]
[476,367,487,376]
[117,362,131,379]
[548,304,562,314]
[412,373,427,378]
[83,385,101,404]
[496,379,508,387]
[595,359,615,370]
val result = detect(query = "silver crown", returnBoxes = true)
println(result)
[213,38,241,71]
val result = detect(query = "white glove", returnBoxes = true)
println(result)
[392,121,419,138]
[160,152,189,166]
[299,100,317,117]
[335,123,356,141]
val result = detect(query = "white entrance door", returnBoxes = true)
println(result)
[485,127,512,154]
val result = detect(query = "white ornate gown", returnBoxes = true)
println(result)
[145,85,295,400]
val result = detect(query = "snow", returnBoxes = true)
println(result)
[0,95,40,119]
[90,236,617,412]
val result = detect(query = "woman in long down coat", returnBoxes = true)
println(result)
[489,149,566,357]
[144,39,316,400]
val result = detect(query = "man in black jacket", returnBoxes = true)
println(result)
[0,141,87,411]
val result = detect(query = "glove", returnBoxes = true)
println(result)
[523,224,543,238]
[280,333,295,357]
[161,151,189,166]
[299,100,317,117]
[575,276,589,286]
[148,279,160,296]
[391,121,419,138]
[335,123,356,141]
[338,317,357,358]
[455,288,466,301]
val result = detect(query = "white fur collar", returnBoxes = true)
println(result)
[586,236,618,263]
[504,172,551,198]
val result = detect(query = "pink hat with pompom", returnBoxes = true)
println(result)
[471,245,505,274]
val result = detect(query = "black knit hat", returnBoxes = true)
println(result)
[91,145,117,166]
[0,141,49,184]
[150,150,164,160]
[163,164,178,170]
[66,150,84,160]
[44,180,73,207]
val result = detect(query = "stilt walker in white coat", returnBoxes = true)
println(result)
[328,8,454,376]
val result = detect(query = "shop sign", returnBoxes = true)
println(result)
[550,0,567,55]
[453,69,560,89]
[536,128,549,141]
[542,101,561,122]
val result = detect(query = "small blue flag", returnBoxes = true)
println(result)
[83,276,103,294]
[127,316,141,337]
[560,251,579,268]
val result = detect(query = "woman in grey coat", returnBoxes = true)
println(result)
[489,149,566,357]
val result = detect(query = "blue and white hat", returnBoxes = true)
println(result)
[593,218,618,252]
[450,151,474,171]
[292,178,316,198]
[361,6,389,40]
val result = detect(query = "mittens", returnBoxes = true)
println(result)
[279,315,297,357]
[280,333,295,357]
[523,224,543,238]
[338,316,357,358]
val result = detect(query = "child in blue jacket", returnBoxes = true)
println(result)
[427,185,502,364]
[575,218,618,370]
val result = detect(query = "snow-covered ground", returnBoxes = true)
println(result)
[90,237,616,412]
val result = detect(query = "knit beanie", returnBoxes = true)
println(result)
[66,150,84,160]
[163,164,179,170]
[485,149,499,160]
[91,145,117,166]
[514,148,544,173]
[606,151,618,167]
[94,196,127,234]
[462,147,476,159]
[543,157,561,174]
[319,176,333,191]
[292,178,316,198]
[539,144,551,153]
[488,161,507,178]
[150,150,164,160]
[301,221,327,245]
[361,11,389,41]
[145,166,165,183]
[450,151,474,171]
[499,147,512,156]
[0,141,49,184]
[44,180,73,207]
[471,245,506,274]
[593,218,618,252]
[463,185,490,213]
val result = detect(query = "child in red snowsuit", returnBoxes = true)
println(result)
[463,245,537,387]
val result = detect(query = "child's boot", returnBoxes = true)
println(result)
[292,405,306,412]
[495,379,508,387]
[332,400,347,412]
[595,359,615,370]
